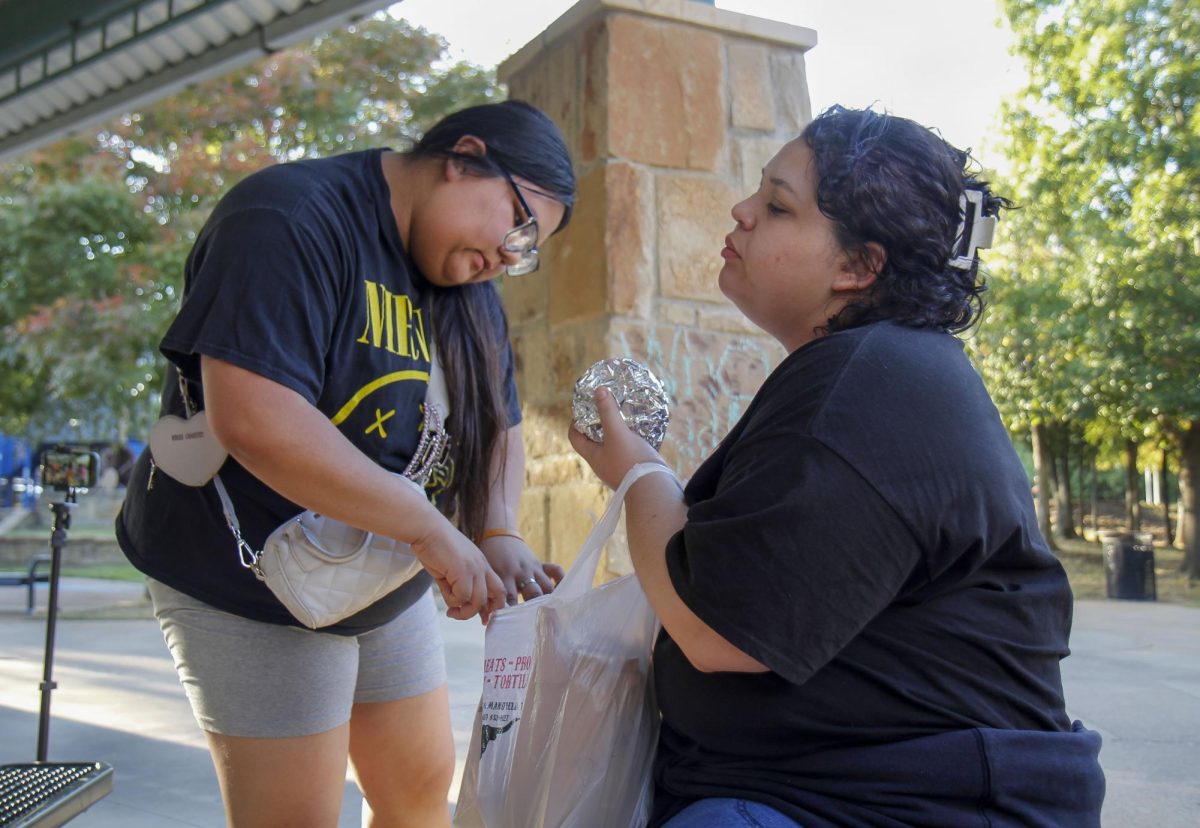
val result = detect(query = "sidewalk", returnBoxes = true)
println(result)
[1061,599,1200,827]
[0,579,484,827]
[1,580,1197,827]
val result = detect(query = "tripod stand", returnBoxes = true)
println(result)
[0,487,113,826]
[37,497,75,762]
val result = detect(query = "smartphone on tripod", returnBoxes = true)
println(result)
[0,442,116,822]
[40,446,100,493]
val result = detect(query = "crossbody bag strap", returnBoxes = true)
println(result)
[174,373,266,577]
[427,341,450,418]
[212,474,265,576]
[401,344,452,486]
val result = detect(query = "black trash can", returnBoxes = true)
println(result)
[1101,533,1157,601]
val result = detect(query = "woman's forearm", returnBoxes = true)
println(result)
[201,356,446,545]
[483,424,524,532]
[624,473,767,674]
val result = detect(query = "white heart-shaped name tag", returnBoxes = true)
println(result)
[149,411,229,486]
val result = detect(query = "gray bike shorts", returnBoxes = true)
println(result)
[147,578,447,738]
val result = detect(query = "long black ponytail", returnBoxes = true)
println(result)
[408,100,575,540]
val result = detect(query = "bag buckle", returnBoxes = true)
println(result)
[232,527,265,580]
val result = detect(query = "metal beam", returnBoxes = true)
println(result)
[0,0,396,162]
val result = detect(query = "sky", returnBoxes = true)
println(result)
[388,0,1028,168]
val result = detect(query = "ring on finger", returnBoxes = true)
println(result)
[518,577,538,590]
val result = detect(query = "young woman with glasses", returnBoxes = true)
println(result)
[117,100,575,827]
[571,105,1105,827]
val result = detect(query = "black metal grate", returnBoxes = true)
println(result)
[0,762,107,826]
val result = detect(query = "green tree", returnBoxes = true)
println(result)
[0,177,169,441]
[971,157,1096,548]
[0,14,499,443]
[992,0,1200,576]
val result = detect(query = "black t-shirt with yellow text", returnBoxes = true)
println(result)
[117,149,520,634]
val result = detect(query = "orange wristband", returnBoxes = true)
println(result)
[478,527,524,544]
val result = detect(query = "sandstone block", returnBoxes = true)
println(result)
[500,267,548,327]
[658,301,699,328]
[527,454,590,488]
[770,49,812,133]
[581,18,609,163]
[521,406,574,460]
[606,14,724,170]
[550,316,611,396]
[606,162,655,318]
[548,164,608,325]
[715,338,776,395]
[505,34,583,162]
[548,482,610,568]
[518,490,550,563]
[698,303,763,335]
[728,42,775,131]
[734,135,784,197]
[605,319,659,375]
[510,326,552,406]
[656,174,736,302]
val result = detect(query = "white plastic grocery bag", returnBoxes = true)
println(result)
[453,463,674,828]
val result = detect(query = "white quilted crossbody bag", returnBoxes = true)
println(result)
[208,350,453,629]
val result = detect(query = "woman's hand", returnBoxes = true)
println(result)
[409,523,507,623]
[568,388,666,490]
[479,535,565,605]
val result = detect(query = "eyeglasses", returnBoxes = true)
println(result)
[498,166,540,276]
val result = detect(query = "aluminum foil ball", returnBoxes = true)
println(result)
[572,358,670,449]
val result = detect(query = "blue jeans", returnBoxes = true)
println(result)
[663,798,804,827]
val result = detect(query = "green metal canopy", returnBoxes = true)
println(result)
[0,0,395,161]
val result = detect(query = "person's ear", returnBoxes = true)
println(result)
[833,242,885,293]
[445,135,487,181]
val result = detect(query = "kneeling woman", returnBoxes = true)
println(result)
[570,106,1105,827]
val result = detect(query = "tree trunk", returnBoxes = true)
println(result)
[1124,439,1141,531]
[1077,437,1087,534]
[1176,490,1186,550]
[1090,447,1099,540]
[1048,434,1062,535]
[1162,451,1174,547]
[1053,429,1077,539]
[1031,424,1057,551]
[1175,425,1199,580]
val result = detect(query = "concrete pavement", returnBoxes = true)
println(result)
[0,578,485,827]
[1,579,1197,827]
[1061,600,1200,828]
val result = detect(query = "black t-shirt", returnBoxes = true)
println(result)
[117,149,521,634]
[651,322,1104,827]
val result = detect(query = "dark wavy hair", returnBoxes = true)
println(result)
[802,105,1009,334]
[407,100,575,540]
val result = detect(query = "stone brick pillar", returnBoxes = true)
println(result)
[499,0,815,573]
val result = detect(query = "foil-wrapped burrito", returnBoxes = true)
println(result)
[572,358,670,449]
